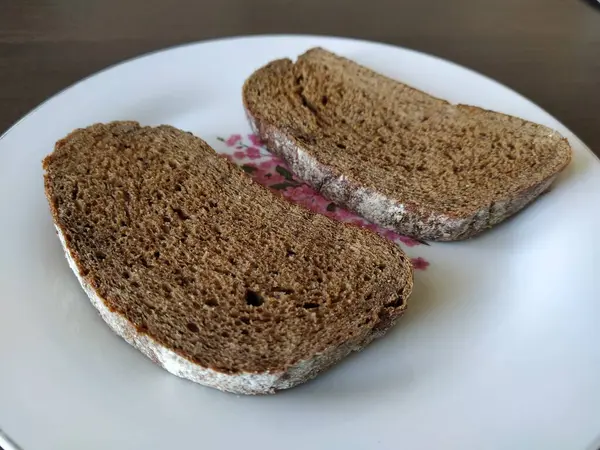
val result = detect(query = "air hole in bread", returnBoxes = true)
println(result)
[385,295,404,308]
[286,248,296,257]
[245,290,264,306]
[300,92,308,108]
[122,271,130,279]
[187,322,200,333]
[336,143,346,150]
[240,317,250,325]
[321,95,328,105]
[205,298,218,307]
[95,251,106,261]
[173,207,189,220]
[302,302,319,309]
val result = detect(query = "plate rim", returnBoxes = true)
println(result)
[0,33,597,165]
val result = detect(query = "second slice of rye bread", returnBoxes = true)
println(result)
[243,48,572,241]
[43,121,413,395]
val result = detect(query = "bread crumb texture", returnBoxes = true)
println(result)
[243,48,572,240]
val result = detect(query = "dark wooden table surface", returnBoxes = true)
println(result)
[2,0,600,154]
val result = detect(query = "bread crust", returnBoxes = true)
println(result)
[244,109,561,241]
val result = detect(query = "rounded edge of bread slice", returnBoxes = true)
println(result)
[244,107,565,242]
[43,122,413,395]
[53,207,408,396]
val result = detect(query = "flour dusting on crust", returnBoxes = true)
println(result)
[247,110,559,241]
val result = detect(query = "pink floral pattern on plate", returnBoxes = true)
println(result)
[216,134,430,270]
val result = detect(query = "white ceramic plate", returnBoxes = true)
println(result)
[1,35,600,450]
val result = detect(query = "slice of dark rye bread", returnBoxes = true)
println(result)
[42,121,413,395]
[243,47,573,241]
